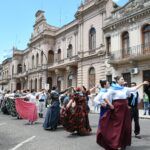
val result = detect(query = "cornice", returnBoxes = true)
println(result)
[75,0,107,19]
[103,6,150,32]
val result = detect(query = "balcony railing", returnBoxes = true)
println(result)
[109,43,150,63]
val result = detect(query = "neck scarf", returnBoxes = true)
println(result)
[111,83,124,90]
[100,88,107,93]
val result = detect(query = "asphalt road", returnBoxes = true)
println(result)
[0,112,150,150]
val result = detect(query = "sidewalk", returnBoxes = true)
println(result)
[139,109,150,119]
[90,107,150,119]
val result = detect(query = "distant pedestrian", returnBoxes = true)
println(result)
[143,92,149,115]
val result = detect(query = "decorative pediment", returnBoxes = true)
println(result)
[121,0,143,14]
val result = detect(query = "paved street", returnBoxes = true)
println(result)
[0,113,150,150]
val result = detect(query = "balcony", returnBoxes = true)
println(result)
[108,43,150,65]
[78,46,105,59]
[0,75,11,84]
[48,55,78,70]
[27,64,48,74]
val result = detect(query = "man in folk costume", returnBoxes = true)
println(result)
[128,82,141,139]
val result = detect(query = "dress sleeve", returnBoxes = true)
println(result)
[102,89,114,100]
[125,87,137,93]
[94,93,101,105]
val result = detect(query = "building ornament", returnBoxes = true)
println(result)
[105,8,150,32]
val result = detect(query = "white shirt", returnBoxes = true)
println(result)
[94,92,105,105]
[103,87,137,101]
[25,93,37,103]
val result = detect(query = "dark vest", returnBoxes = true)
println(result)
[128,92,139,107]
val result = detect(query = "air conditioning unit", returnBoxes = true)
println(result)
[130,68,139,75]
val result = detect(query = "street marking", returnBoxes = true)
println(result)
[0,123,6,126]
[10,136,36,150]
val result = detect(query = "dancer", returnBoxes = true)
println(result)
[43,86,70,130]
[97,76,148,150]
[62,87,91,135]
[128,82,141,139]
[94,80,110,145]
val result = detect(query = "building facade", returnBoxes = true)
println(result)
[104,0,150,97]
[0,0,150,98]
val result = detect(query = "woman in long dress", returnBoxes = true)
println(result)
[97,76,148,150]
[62,87,91,135]
[43,86,69,130]
[94,80,110,144]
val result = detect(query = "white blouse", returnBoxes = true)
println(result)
[103,87,137,101]
[94,92,105,105]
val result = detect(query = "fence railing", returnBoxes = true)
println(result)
[109,43,150,60]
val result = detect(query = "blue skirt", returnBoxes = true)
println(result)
[43,101,60,130]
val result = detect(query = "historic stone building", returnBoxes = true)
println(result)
[0,0,150,97]
[0,58,12,90]
[104,0,150,97]
[0,0,115,92]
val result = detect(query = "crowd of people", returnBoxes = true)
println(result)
[0,76,150,150]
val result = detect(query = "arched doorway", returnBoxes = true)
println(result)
[68,74,73,87]
[16,83,21,90]
[47,77,52,91]
[89,67,95,89]
[48,50,54,64]
[57,77,61,92]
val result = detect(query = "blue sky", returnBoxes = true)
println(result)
[0,0,128,63]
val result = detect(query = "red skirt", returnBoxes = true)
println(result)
[15,98,38,122]
[97,99,131,149]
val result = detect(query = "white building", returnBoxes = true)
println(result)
[0,0,150,96]
[104,0,150,97]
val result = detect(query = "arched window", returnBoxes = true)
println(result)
[32,55,34,68]
[142,24,150,53]
[67,44,72,58]
[35,78,37,92]
[47,77,52,90]
[89,67,95,89]
[41,51,43,65]
[39,77,42,90]
[57,49,61,61]
[36,53,39,67]
[48,50,54,64]
[122,31,130,58]
[89,27,96,50]
[17,64,22,74]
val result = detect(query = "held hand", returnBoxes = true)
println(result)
[101,103,107,107]
[143,81,149,85]
[110,104,114,110]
